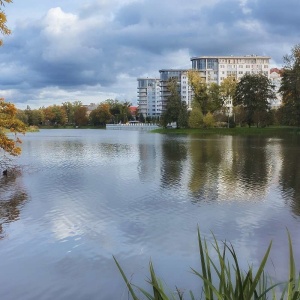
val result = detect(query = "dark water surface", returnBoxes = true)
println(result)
[0,129,300,299]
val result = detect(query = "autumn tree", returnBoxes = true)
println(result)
[62,101,83,125]
[74,106,88,126]
[188,70,209,115]
[0,0,12,46]
[279,44,300,126]
[43,105,67,126]
[1,3,27,163]
[234,73,275,127]
[89,103,112,126]
[0,98,26,159]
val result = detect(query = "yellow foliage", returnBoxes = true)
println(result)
[0,98,26,156]
[0,0,12,45]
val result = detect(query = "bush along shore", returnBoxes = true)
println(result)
[114,228,300,300]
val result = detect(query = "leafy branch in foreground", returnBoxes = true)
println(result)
[114,228,300,300]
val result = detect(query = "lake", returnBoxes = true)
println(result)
[0,129,300,299]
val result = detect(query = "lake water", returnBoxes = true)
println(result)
[0,129,300,299]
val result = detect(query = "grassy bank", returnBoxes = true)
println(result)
[115,229,300,300]
[152,126,300,137]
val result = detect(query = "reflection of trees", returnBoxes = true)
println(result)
[188,137,222,199]
[0,169,28,239]
[138,143,157,182]
[161,138,187,187]
[187,136,271,203]
[279,137,300,216]
[231,137,269,191]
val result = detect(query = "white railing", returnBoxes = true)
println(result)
[106,123,160,131]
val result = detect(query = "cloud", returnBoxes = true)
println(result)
[0,0,299,108]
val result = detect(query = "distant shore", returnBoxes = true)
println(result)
[152,126,300,136]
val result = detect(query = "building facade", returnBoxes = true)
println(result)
[190,55,271,84]
[137,78,161,118]
[159,69,193,112]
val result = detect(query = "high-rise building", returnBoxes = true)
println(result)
[159,69,193,112]
[190,55,271,84]
[137,78,161,118]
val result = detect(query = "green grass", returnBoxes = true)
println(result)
[114,228,300,300]
[152,126,300,137]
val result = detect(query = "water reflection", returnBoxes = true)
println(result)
[279,136,300,216]
[0,169,28,239]
[161,136,187,187]
[0,130,299,300]
[187,137,222,201]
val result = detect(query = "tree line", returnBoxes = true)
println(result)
[16,100,137,127]
[162,44,300,129]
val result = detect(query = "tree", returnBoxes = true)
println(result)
[188,70,209,115]
[74,106,88,126]
[89,103,112,126]
[188,104,203,128]
[220,76,237,114]
[234,73,275,127]
[0,0,12,46]
[279,44,300,126]
[43,105,67,126]
[203,112,215,128]
[25,106,44,126]
[207,83,223,112]
[0,98,26,157]
[62,101,83,125]
[188,70,223,115]
[161,78,182,128]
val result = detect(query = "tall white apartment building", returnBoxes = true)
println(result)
[137,78,161,118]
[190,55,271,84]
[159,69,193,112]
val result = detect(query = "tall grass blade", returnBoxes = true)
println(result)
[113,256,140,300]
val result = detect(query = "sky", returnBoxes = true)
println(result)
[1,0,299,109]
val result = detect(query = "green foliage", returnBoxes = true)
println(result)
[203,112,215,128]
[161,78,182,128]
[89,103,112,126]
[279,44,300,126]
[188,106,203,128]
[115,229,300,300]
[188,71,223,115]
[234,73,275,127]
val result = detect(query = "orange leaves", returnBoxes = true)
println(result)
[0,0,12,46]
[0,98,26,156]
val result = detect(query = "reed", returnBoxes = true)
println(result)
[114,228,300,300]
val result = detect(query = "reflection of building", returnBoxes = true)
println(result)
[269,68,282,109]
[159,69,193,112]
[137,78,161,118]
